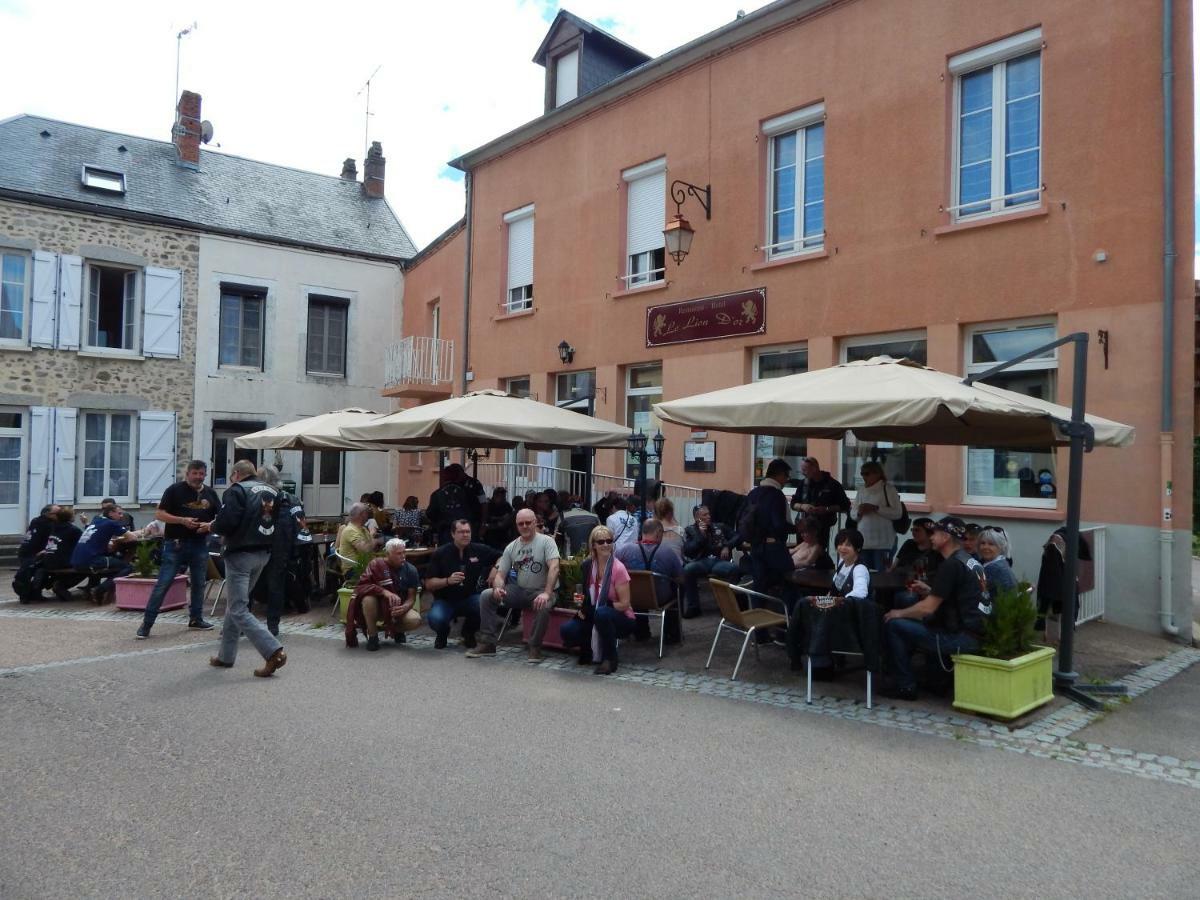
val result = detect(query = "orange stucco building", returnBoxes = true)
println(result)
[394,0,1194,637]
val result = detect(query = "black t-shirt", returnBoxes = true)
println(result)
[894,540,941,578]
[19,515,54,560]
[930,548,989,635]
[426,541,500,602]
[159,480,221,540]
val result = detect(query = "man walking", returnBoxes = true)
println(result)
[254,466,307,637]
[424,518,500,649]
[207,460,287,677]
[136,460,219,639]
[467,508,559,662]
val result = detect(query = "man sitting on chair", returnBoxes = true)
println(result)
[617,519,684,643]
[681,505,740,619]
[424,519,500,650]
[337,503,375,565]
[345,539,422,652]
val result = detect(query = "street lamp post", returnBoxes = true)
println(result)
[626,429,665,521]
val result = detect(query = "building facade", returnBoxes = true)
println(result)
[395,0,1195,638]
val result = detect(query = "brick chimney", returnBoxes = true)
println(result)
[172,90,202,169]
[340,157,358,181]
[363,142,385,198]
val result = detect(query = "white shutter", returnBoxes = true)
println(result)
[56,254,83,350]
[27,406,52,514]
[626,169,666,257]
[506,214,534,292]
[137,410,176,503]
[554,49,579,107]
[142,266,182,358]
[51,407,77,504]
[29,251,57,348]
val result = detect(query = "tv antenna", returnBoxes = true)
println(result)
[174,21,197,104]
[356,64,382,158]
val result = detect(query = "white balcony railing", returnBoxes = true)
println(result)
[384,336,454,389]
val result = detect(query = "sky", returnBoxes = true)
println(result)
[0,0,774,248]
[0,0,1196,264]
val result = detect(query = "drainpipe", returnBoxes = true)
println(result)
[460,171,474,470]
[1159,0,1180,636]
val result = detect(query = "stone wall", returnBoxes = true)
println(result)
[0,198,198,476]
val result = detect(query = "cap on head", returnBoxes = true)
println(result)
[932,516,967,541]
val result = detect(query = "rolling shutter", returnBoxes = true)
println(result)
[29,251,57,348]
[142,267,182,358]
[51,407,77,504]
[56,254,83,350]
[554,49,579,107]
[505,213,534,293]
[626,166,666,258]
[137,411,176,503]
[27,406,51,514]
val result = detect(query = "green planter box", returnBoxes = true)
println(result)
[952,645,1056,720]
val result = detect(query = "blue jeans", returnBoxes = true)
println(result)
[884,617,980,690]
[217,549,281,664]
[142,537,210,626]
[682,557,741,610]
[594,605,636,663]
[427,593,481,639]
[560,615,592,660]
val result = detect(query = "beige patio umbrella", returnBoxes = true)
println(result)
[234,408,403,452]
[654,357,1135,448]
[339,390,633,450]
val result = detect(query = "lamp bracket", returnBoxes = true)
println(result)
[670,179,711,220]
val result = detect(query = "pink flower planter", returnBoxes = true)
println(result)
[114,574,188,612]
[521,606,576,650]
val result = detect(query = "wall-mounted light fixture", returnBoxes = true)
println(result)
[663,179,712,264]
[557,340,575,365]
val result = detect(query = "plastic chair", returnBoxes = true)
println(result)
[628,570,680,659]
[705,579,788,681]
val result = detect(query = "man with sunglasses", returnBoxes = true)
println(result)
[469,508,560,662]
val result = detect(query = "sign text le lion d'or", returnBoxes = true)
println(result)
[644,288,767,348]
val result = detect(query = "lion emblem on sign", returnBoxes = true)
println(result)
[652,313,667,336]
[740,300,759,325]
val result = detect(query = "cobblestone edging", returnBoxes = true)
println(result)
[3,605,1199,788]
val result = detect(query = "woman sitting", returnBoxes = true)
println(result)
[559,525,634,675]
[790,518,834,571]
[787,528,871,680]
[977,527,1018,600]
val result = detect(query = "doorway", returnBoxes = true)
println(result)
[301,449,344,517]
[211,421,265,494]
[0,408,26,534]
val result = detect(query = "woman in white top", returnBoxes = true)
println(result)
[851,461,902,571]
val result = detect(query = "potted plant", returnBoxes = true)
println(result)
[522,548,587,650]
[952,583,1055,720]
[336,549,379,624]
[114,542,188,612]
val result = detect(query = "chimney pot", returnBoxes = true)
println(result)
[173,90,202,169]
[363,141,386,199]
[340,157,358,181]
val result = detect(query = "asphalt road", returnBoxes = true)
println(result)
[1,621,1197,899]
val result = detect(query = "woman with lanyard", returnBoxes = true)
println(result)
[559,525,634,675]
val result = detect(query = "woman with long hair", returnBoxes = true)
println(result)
[558,524,634,675]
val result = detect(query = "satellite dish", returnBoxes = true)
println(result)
[200,120,214,144]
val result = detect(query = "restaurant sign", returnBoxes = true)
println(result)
[645,288,766,348]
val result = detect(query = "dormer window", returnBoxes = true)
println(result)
[554,49,579,107]
[81,166,125,194]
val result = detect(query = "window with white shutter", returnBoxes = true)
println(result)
[27,406,51,514]
[554,49,579,107]
[142,266,182,358]
[137,411,176,503]
[29,251,57,349]
[622,158,666,288]
[504,205,534,314]
[57,254,83,350]
[82,260,138,352]
[0,250,30,346]
[52,407,78,504]
[78,411,134,502]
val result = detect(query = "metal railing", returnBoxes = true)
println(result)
[473,463,701,516]
[384,335,454,388]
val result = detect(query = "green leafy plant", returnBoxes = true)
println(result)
[132,541,159,578]
[980,581,1038,660]
[341,549,378,588]
[556,548,588,604]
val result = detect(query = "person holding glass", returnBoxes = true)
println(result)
[559,525,633,675]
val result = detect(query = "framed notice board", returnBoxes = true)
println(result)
[683,440,717,474]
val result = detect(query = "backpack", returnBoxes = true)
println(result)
[736,495,765,545]
[892,494,911,535]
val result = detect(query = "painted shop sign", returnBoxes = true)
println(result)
[645,288,766,347]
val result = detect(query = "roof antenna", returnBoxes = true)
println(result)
[175,21,198,104]
[356,64,382,158]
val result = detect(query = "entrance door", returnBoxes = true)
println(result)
[0,409,26,534]
[301,449,344,517]
[211,424,263,495]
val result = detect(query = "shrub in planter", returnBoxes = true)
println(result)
[114,541,187,612]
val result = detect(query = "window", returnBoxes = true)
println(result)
[0,411,21,505]
[306,295,347,376]
[81,166,126,194]
[505,377,531,399]
[626,364,662,479]
[554,49,579,107]
[763,104,825,259]
[623,158,666,287]
[840,334,928,496]
[556,371,595,407]
[752,347,808,482]
[0,252,29,343]
[504,205,534,313]
[85,263,138,351]
[81,412,133,501]
[219,285,265,369]
[965,321,1058,505]
[950,29,1042,219]
[431,302,441,341]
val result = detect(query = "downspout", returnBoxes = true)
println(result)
[460,171,474,468]
[1159,0,1180,636]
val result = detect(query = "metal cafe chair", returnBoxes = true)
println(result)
[628,570,681,659]
[206,554,227,617]
[705,579,788,681]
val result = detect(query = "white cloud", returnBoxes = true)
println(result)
[0,0,772,248]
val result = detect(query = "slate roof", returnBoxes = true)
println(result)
[0,114,417,261]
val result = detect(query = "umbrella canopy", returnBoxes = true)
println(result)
[234,408,402,451]
[339,390,633,450]
[654,357,1135,448]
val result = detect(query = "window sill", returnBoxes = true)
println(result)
[0,342,32,353]
[78,349,144,361]
[491,308,536,322]
[933,203,1049,236]
[946,503,1060,521]
[749,249,828,271]
[305,372,346,380]
[612,281,669,300]
[216,365,265,374]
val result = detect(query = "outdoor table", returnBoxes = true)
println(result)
[788,567,907,608]
[788,593,884,674]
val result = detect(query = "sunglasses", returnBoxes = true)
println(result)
[593,538,614,545]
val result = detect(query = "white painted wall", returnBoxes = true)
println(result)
[193,235,402,513]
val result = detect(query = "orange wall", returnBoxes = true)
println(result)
[405,0,1194,530]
